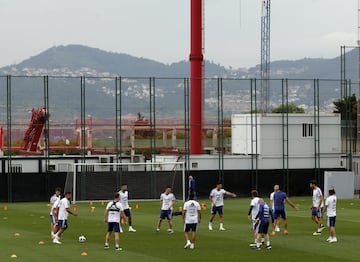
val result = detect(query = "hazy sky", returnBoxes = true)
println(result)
[0,0,357,68]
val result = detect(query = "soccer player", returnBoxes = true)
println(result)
[248,190,260,246]
[324,188,337,243]
[252,198,272,250]
[156,185,176,233]
[52,192,77,244]
[119,184,136,232]
[104,192,126,251]
[183,194,201,249]
[310,180,325,236]
[188,175,196,199]
[49,187,61,237]
[208,182,237,231]
[271,185,298,235]
[269,185,280,232]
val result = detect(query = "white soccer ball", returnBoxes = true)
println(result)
[78,235,86,243]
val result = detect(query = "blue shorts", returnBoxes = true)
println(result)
[160,210,172,220]
[124,209,131,217]
[311,207,322,218]
[257,221,270,234]
[58,220,68,229]
[274,209,286,219]
[107,222,121,233]
[211,205,223,215]
[327,216,336,227]
[49,214,56,225]
[184,223,198,232]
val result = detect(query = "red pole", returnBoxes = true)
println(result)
[0,127,3,150]
[190,0,203,154]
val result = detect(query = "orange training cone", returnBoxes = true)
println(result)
[73,205,77,211]
[91,206,95,213]
[3,205,8,211]
[135,203,139,209]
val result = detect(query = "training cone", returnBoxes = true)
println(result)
[73,205,77,211]
[10,254,17,258]
[178,207,183,212]
[38,241,45,245]
[135,203,139,209]
[101,201,104,206]
[91,206,95,213]
[4,205,8,211]
[81,252,88,256]
[14,232,21,237]
[89,201,93,206]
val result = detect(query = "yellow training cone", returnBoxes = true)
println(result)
[38,241,45,245]
[14,232,21,237]
[81,252,88,256]
[11,254,17,258]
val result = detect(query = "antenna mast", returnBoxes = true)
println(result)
[261,0,271,112]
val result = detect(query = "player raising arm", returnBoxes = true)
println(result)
[208,182,237,231]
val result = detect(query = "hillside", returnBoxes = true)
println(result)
[0,44,358,119]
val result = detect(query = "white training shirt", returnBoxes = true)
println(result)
[209,188,226,207]
[49,194,60,215]
[119,190,129,209]
[160,193,176,210]
[106,201,124,223]
[325,195,337,217]
[58,198,70,220]
[183,200,201,224]
[250,197,260,220]
[50,198,61,216]
[269,192,275,210]
[312,187,324,208]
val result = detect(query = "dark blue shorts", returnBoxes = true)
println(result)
[274,209,286,219]
[107,222,121,233]
[58,220,68,229]
[49,214,56,224]
[160,210,172,220]
[327,216,336,227]
[211,205,223,215]
[124,208,131,217]
[257,221,269,234]
[311,207,322,218]
[184,223,198,232]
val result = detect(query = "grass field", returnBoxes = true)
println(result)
[0,197,359,262]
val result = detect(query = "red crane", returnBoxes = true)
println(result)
[23,107,48,152]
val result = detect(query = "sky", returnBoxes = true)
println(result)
[0,0,358,69]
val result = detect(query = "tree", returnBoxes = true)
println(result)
[333,94,357,120]
[271,103,305,113]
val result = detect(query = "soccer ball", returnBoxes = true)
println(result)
[78,235,86,243]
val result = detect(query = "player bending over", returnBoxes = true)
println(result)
[104,192,126,251]
[208,182,237,231]
[183,194,201,249]
[156,185,176,234]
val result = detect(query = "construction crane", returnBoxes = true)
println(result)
[261,0,271,112]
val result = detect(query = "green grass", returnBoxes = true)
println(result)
[0,198,359,262]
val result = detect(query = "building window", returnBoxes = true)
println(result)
[302,123,313,137]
